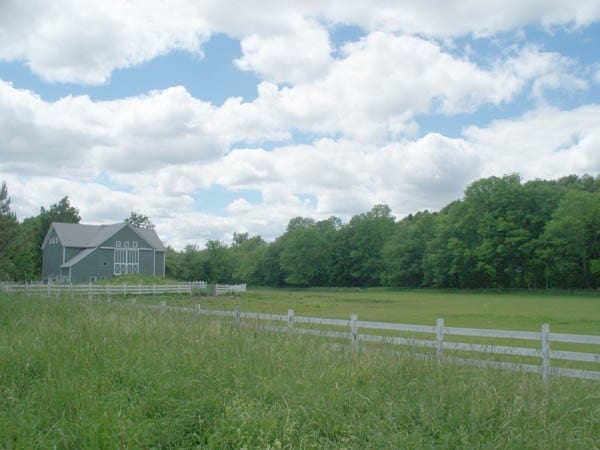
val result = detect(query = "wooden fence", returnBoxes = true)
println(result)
[215,283,247,295]
[0,281,209,296]
[122,302,599,382]
[3,284,597,381]
[0,281,247,297]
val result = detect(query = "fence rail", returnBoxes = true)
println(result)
[215,283,247,295]
[2,284,597,381]
[121,302,599,382]
[0,281,248,297]
[0,281,208,296]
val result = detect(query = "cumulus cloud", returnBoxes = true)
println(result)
[1,1,598,249]
[237,34,586,142]
[1,0,599,84]
[465,105,600,179]
[0,81,239,175]
[503,46,588,98]
[2,35,583,179]
[0,0,209,84]
[3,102,599,248]
[235,18,333,84]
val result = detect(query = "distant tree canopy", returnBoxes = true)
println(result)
[0,182,19,280]
[166,174,600,289]
[0,192,81,280]
[125,211,155,229]
[2,174,600,289]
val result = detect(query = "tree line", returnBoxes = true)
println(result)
[167,174,600,290]
[1,174,599,289]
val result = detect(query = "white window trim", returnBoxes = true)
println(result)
[114,247,139,275]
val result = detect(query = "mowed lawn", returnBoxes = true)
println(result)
[186,288,600,335]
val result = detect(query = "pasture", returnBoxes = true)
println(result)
[1,290,599,448]
[169,288,600,335]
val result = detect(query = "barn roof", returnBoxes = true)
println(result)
[44,222,166,251]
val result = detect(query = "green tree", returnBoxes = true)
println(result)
[165,246,183,279]
[204,240,235,283]
[231,233,268,285]
[538,190,600,289]
[24,196,81,277]
[346,205,396,286]
[124,211,155,229]
[383,211,436,287]
[0,182,20,280]
[278,217,337,286]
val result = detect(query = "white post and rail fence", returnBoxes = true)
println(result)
[129,302,599,382]
[0,281,246,296]
[2,283,598,381]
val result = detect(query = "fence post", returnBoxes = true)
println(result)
[436,318,444,363]
[541,323,550,383]
[123,283,126,296]
[88,281,92,301]
[189,283,192,296]
[287,309,295,330]
[350,314,358,351]
[235,306,241,325]
[195,304,202,314]
[138,283,141,295]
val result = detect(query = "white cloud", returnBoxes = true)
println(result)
[4,35,582,179]
[0,0,209,84]
[0,1,598,250]
[1,1,598,84]
[503,46,588,98]
[464,105,600,179]
[239,34,584,142]
[0,80,242,176]
[3,103,599,248]
[235,18,333,84]
[319,1,600,36]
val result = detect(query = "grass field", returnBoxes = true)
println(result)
[156,288,600,335]
[1,292,599,448]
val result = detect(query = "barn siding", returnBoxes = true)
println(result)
[43,229,63,281]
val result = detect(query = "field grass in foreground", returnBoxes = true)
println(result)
[1,294,599,449]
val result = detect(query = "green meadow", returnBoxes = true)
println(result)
[162,288,600,335]
[1,291,599,449]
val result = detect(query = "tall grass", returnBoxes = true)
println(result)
[1,294,598,449]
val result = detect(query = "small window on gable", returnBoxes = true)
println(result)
[132,241,138,248]
[116,241,121,247]
[124,241,129,248]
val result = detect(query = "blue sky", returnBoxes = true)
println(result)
[0,1,598,248]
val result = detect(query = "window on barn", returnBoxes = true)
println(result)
[114,247,139,275]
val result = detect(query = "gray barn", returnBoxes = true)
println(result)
[42,222,166,283]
